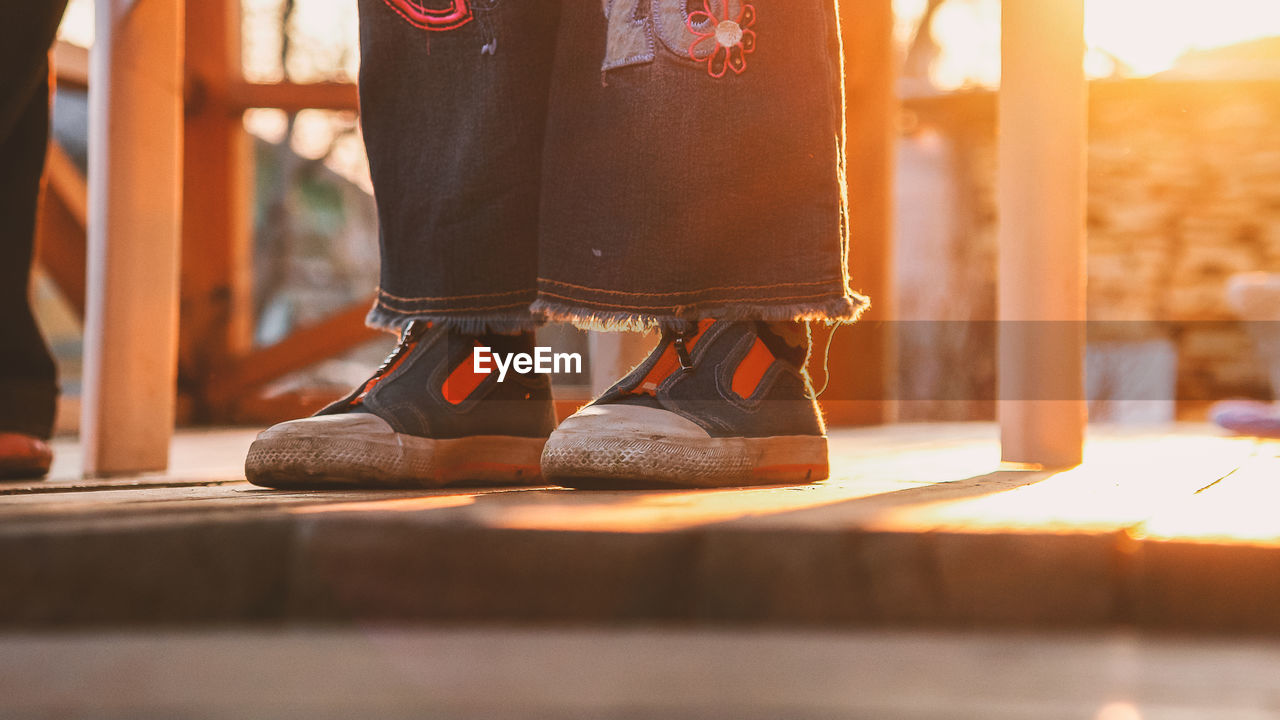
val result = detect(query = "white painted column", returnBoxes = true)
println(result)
[83,0,185,475]
[997,0,1088,467]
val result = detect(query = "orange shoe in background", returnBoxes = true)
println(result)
[0,433,53,480]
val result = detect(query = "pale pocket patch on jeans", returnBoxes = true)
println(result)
[602,0,656,71]
[603,0,753,73]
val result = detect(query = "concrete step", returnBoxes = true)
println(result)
[3,425,1279,632]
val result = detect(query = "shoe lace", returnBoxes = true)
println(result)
[627,320,711,395]
[671,327,698,373]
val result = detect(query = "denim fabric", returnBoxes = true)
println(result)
[0,1,69,438]
[358,0,866,332]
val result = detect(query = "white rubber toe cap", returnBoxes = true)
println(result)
[542,403,828,489]
[553,404,709,441]
[255,412,397,442]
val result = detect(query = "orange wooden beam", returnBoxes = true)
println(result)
[229,81,359,112]
[181,0,255,422]
[209,300,381,404]
[43,142,86,226]
[226,389,343,426]
[53,41,89,90]
[34,196,86,315]
[34,143,88,315]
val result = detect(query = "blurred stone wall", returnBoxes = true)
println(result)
[899,79,1280,419]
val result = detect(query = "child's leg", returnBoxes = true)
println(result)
[535,0,863,488]
[359,0,559,333]
[534,0,862,326]
[246,0,562,489]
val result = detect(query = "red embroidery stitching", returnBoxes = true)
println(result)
[381,0,474,31]
[687,1,757,78]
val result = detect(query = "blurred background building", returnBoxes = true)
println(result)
[34,0,1280,430]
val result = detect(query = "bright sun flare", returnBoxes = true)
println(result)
[59,0,1280,90]
[898,0,1280,89]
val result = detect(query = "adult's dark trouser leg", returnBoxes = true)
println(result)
[0,1,69,439]
[358,0,560,334]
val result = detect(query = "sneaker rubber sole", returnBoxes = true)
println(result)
[244,414,546,489]
[540,405,828,490]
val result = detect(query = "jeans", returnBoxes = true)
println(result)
[0,1,68,438]
[358,0,865,333]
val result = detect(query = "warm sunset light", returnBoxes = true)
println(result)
[1087,0,1280,76]
[61,0,1280,89]
[15,0,1280,713]
[897,0,1280,88]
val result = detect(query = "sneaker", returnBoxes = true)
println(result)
[541,320,829,489]
[0,433,53,480]
[245,321,556,489]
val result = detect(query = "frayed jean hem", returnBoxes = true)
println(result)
[366,302,542,335]
[530,293,869,332]
[369,293,869,335]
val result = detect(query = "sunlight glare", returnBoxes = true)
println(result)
[898,0,1280,89]
[1096,702,1142,720]
[60,0,1280,89]
[1088,0,1280,77]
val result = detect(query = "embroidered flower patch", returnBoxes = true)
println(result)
[686,1,756,78]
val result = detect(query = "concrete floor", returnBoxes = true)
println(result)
[3,424,1280,631]
[4,627,1280,719]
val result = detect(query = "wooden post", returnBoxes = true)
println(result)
[182,0,253,422]
[997,0,1087,467]
[822,0,897,426]
[83,0,185,475]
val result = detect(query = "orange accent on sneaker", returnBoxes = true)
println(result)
[442,342,491,404]
[731,337,775,399]
[634,320,716,395]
